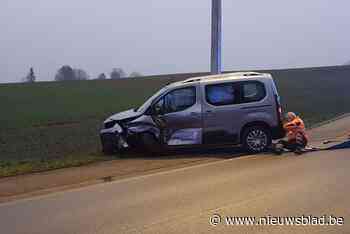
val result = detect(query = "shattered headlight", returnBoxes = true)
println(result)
[103,121,123,133]
[104,120,118,129]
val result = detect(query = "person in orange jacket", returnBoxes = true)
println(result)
[275,112,309,155]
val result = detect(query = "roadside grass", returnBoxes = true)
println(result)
[0,152,111,178]
[1,65,350,177]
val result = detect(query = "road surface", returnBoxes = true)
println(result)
[1,148,349,233]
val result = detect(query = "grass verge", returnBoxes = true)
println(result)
[0,153,111,178]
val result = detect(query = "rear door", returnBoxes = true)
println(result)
[202,82,242,144]
[238,80,274,122]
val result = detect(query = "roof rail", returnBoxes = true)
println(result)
[183,78,201,83]
[181,72,265,84]
[242,72,262,76]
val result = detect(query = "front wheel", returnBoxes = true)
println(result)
[242,126,272,153]
[101,133,117,155]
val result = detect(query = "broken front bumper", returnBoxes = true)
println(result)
[100,124,129,153]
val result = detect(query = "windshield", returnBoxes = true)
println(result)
[137,86,167,113]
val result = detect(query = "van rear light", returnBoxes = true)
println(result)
[278,107,283,120]
[274,94,283,121]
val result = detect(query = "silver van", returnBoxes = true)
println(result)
[100,72,285,155]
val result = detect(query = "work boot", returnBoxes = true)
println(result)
[294,147,303,155]
[271,143,284,155]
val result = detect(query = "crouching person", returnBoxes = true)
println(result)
[275,112,309,155]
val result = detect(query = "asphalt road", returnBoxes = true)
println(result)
[1,148,349,234]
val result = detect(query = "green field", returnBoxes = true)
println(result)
[1,66,350,176]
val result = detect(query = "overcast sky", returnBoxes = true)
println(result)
[1,0,350,83]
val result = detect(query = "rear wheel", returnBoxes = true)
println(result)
[242,126,272,153]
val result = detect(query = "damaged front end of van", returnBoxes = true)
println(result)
[100,109,162,155]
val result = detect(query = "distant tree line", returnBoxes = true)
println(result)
[54,65,90,81]
[54,66,143,81]
[22,66,143,83]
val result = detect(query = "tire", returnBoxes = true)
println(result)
[242,126,272,153]
[141,133,163,154]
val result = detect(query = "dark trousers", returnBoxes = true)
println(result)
[279,133,307,151]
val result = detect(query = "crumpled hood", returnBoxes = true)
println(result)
[104,109,141,123]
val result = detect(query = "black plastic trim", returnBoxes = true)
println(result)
[240,104,272,110]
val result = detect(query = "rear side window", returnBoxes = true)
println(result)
[241,82,266,103]
[205,83,238,106]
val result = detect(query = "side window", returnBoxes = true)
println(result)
[241,82,266,103]
[205,83,237,106]
[158,87,196,114]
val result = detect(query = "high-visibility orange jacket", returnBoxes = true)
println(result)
[283,116,308,142]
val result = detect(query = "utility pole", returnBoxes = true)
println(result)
[211,0,222,74]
